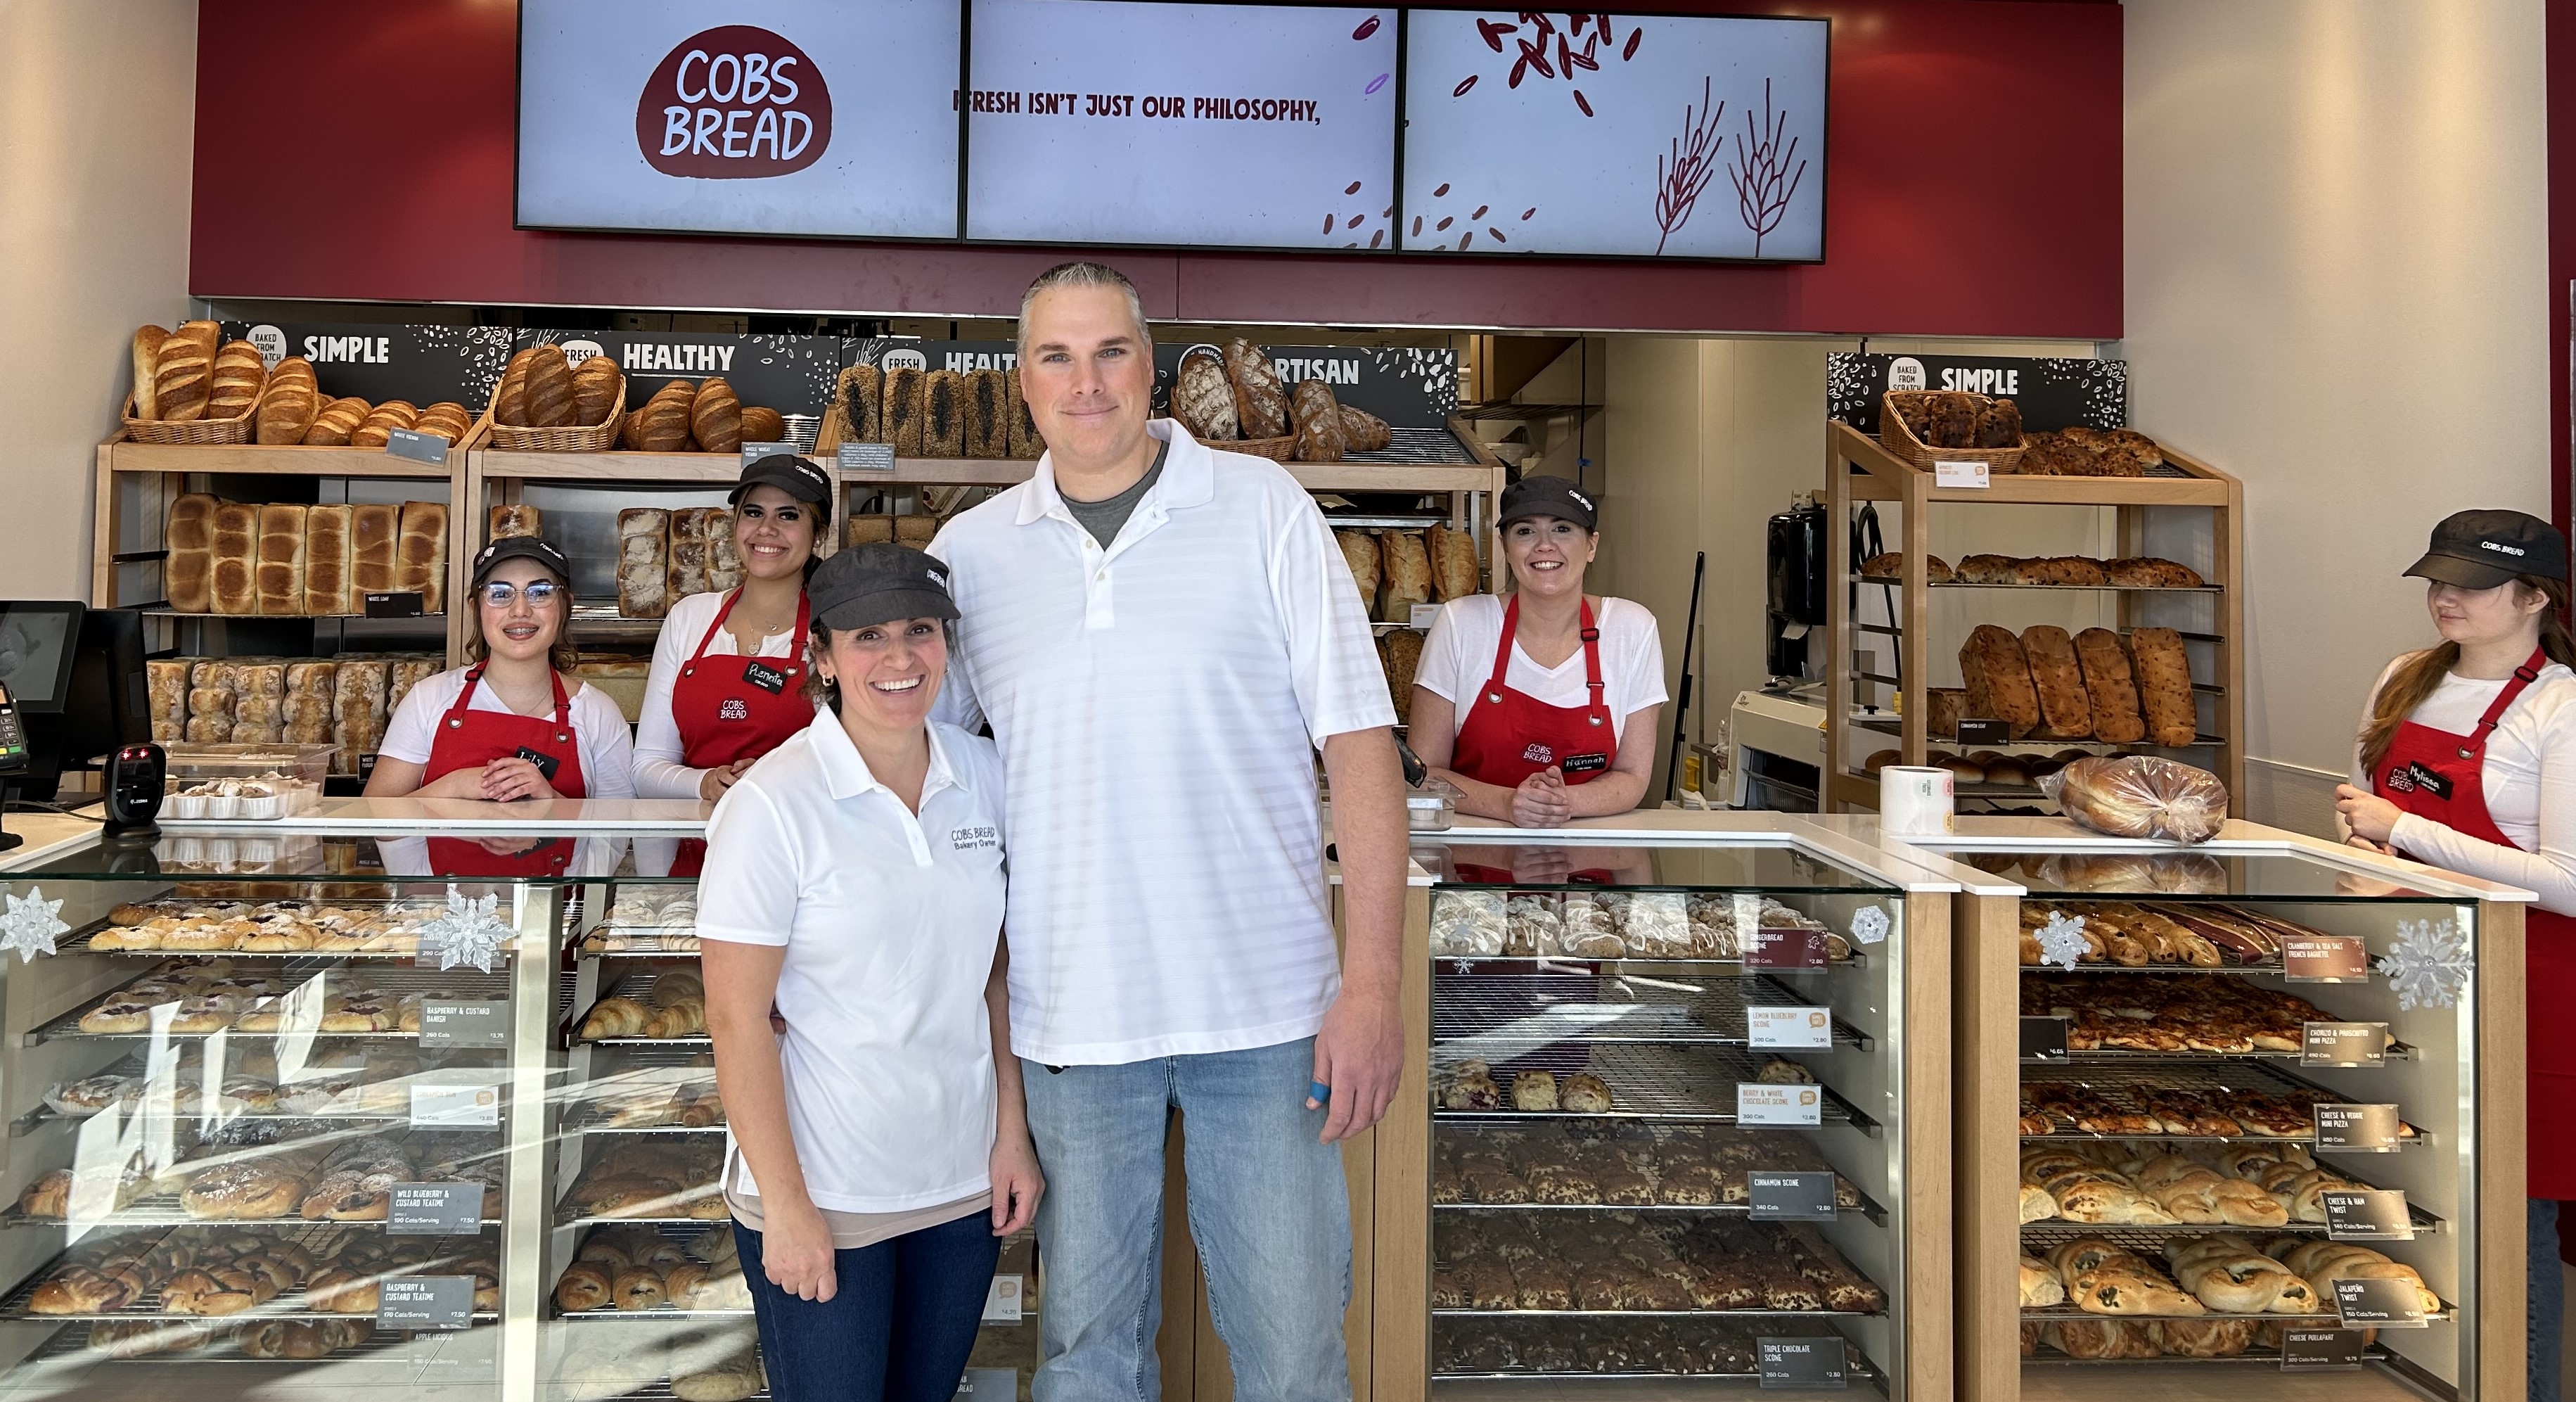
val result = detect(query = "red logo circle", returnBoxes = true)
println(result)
[634,25,832,179]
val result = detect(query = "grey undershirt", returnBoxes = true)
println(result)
[1061,440,1170,548]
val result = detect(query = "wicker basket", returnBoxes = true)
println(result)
[485,383,625,452]
[122,393,255,446]
[1878,391,2026,473]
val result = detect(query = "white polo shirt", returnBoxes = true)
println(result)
[930,419,1395,1065]
[696,714,1008,1213]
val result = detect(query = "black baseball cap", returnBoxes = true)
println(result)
[470,535,573,588]
[1499,475,1598,532]
[729,451,835,523]
[2404,509,2568,589]
[809,542,959,631]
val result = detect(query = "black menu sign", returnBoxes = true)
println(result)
[1757,1337,1847,1389]
[2313,1103,2404,1153]
[217,321,515,407]
[1748,1171,1838,1221]
[2331,1277,2428,1327]
[2280,1327,2366,1370]
[519,331,846,418]
[2321,1189,2414,1242]
[1826,353,2129,434]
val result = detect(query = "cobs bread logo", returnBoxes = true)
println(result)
[636,27,832,179]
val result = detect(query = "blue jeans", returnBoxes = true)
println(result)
[1023,1037,1351,1402]
[735,1210,1001,1402]
[2536,1199,2563,1402]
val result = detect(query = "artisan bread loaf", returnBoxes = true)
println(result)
[413,402,473,445]
[523,345,577,428]
[2019,626,2094,739]
[895,515,937,547]
[738,406,783,446]
[1171,350,1239,441]
[302,505,351,616]
[883,368,926,455]
[397,502,448,613]
[132,325,169,419]
[153,324,217,421]
[2074,628,2146,744]
[2129,627,2198,746]
[572,355,623,428]
[207,341,267,422]
[690,378,742,454]
[302,397,369,446]
[845,516,894,547]
[1382,627,1423,727]
[350,504,399,606]
[1379,530,1432,618]
[1006,369,1041,458]
[255,358,318,445]
[490,504,542,539]
[1339,404,1392,452]
[2106,557,2204,589]
[639,383,695,452]
[1223,339,1289,438]
[963,369,1008,458]
[835,364,883,442]
[1335,530,1381,617]
[1290,379,1349,462]
[210,502,259,614]
[921,371,966,457]
[1959,624,2040,739]
[618,509,670,619]
[493,349,534,426]
[166,492,218,614]
[1428,523,1480,600]
[1925,687,1967,738]
[351,402,418,450]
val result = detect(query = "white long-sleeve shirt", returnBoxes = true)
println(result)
[631,589,816,799]
[2350,652,2576,915]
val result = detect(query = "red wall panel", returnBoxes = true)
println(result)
[191,0,2121,336]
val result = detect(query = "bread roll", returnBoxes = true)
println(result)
[1379,530,1432,618]
[147,659,189,740]
[1335,530,1380,616]
[350,504,399,606]
[619,509,670,619]
[1428,523,1480,600]
[963,369,1008,458]
[883,368,926,455]
[640,383,695,452]
[166,492,218,613]
[921,371,966,457]
[1171,350,1239,442]
[351,401,418,449]
[303,505,352,616]
[739,406,783,445]
[132,325,169,419]
[397,501,448,613]
[2129,627,2198,746]
[523,344,576,428]
[2073,628,2147,744]
[255,357,316,444]
[572,355,623,427]
[835,364,883,442]
[1959,624,2040,739]
[1006,367,1042,459]
[1222,338,1289,438]
[2020,626,2094,739]
[490,504,541,540]
[207,342,267,421]
[153,326,216,421]
[210,502,259,614]
[668,507,713,601]
[1339,404,1393,452]
[690,378,742,454]
[302,397,369,446]
[413,402,473,445]
[846,516,895,547]
[1290,379,1349,462]
[1383,627,1423,726]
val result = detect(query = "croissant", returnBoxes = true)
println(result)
[579,997,650,1040]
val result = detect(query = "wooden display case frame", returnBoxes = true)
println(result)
[1821,421,2247,815]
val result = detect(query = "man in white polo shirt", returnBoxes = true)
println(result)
[930,262,1406,1401]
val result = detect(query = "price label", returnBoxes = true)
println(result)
[2283,936,2371,982]
[1955,718,2012,747]
[741,442,801,469]
[1748,1170,1838,1221]
[387,1183,484,1235]
[417,1000,508,1050]
[1745,926,1827,970]
[2331,1276,2428,1327]
[2280,1327,2367,1370]
[2302,1022,2390,1068]
[378,1275,474,1330]
[2019,1017,2069,1062]
[837,442,896,473]
[2321,1189,2415,1241]
[982,1274,1024,1323]
[956,1370,1018,1397]
[1409,604,1440,628]
[411,1082,501,1128]
[384,428,450,464]
[1737,1083,1824,1126]
[2314,1103,2404,1153]
[364,591,426,618]
[1933,460,1989,490]
[1757,1337,1847,1389]
[1748,1006,1833,1049]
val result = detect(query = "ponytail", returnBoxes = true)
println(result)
[2358,574,2576,777]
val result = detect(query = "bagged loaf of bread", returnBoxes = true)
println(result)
[2041,756,2229,844]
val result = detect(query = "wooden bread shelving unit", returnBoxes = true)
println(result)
[1822,421,2246,813]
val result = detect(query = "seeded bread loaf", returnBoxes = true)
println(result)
[963,369,1009,458]
[920,371,966,457]
[835,364,883,443]
[883,368,926,456]
[1222,338,1289,438]
[2129,627,2198,746]
[1171,349,1238,442]
[2074,627,2147,744]
[2018,625,2094,739]
[1006,369,1042,459]
[1959,625,2040,739]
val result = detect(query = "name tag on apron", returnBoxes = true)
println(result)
[1561,752,1611,776]
[2403,761,2453,800]
[742,661,789,695]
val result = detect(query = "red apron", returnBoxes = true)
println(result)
[669,589,812,877]
[2373,645,2576,1197]
[1450,597,1618,882]
[423,665,588,879]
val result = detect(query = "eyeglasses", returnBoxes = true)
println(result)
[478,580,564,608]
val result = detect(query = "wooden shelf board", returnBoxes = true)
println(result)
[1833,423,2231,506]
[106,441,455,479]
[475,450,1495,494]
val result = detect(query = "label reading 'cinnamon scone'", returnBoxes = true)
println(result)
[1748,1171,1837,1221]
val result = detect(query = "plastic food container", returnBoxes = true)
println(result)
[1406,776,1462,831]
[162,744,337,790]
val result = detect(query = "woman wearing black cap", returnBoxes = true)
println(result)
[1410,475,1666,826]
[635,454,835,808]
[698,541,1041,1402]
[2335,507,2576,1391]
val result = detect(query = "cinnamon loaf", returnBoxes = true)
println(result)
[1959,625,2040,739]
[2019,625,2094,739]
[2074,627,2147,744]
[2129,627,2198,746]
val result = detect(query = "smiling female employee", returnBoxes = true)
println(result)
[1411,476,1666,827]
[699,542,1042,1402]
[2333,509,2576,1399]
[366,537,634,874]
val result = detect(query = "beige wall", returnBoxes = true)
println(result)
[2122,0,2551,831]
[0,0,198,599]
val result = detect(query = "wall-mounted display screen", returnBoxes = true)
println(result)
[1399,11,1828,260]
[965,0,1398,249]
[517,0,962,239]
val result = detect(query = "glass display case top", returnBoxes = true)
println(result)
[1916,845,2470,903]
[1421,840,1901,894]
[2,831,703,885]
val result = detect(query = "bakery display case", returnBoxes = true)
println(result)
[1873,816,2529,1402]
[1384,820,1961,1399]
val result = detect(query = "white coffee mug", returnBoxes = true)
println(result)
[1880,765,1956,836]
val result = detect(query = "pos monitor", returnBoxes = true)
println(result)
[1,603,151,803]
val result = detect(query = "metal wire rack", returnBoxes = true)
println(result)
[1435,1044,1873,1131]
[2017,1225,2454,1323]
[2019,1061,2426,1145]
[30,965,513,1047]
[0,1225,501,1322]
[550,1221,751,1322]
[1431,971,1868,1049]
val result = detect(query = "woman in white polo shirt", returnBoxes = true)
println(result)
[698,542,1040,1402]
[1410,475,1667,827]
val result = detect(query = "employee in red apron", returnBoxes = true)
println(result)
[634,454,833,874]
[2334,508,2576,1398]
[369,536,636,877]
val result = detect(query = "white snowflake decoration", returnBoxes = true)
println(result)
[2035,910,2089,971]
[1850,905,1891,947]
[0,887,65,962]
[2376,917,2473,1011]
[418,886,509,974]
